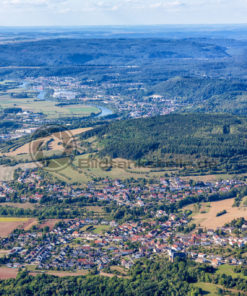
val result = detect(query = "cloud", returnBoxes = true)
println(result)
[75,0,187,12]
[0,0,236,13]
[150,1,185,9]
[2,0,47,4]
[1,0,67,9]
[0,0,246,25]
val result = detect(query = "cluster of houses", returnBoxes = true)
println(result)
[1,169,246,208]
[1,212,247,272]
[75,177,246,208]
[0,110,46,140]
[24,76,182,118]
[0,168,246,271]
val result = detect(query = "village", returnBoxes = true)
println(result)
[0,109,47,140]
[0,75,180,142]
[5,168,247,207]
[1,209,247,273]
[0,168,246,273]
[0,77,247,283]
[25,76,182,118]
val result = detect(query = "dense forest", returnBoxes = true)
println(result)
[81,113,247,173]
[0,38,228,67]
[0,258,246,295]
[154,77,247,115]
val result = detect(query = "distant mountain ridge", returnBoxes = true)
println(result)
[0,38,229,67]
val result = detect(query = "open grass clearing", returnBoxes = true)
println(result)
[0,202,36,210]
[193,282,221,295]
[92,225,111,234]
[0,217,29,222]
[51,154,176,184]
[184,203,211,216]
[84,206,105,214]
[47,270,88,277]
[38,219,63,230]
[80,224,111,234]
[192,282,242,296]
[181,174,237,183]
[110,266,128,275]
[241,196,247,207]
[0,267,18,280]
[216,264,247,280]
[4,127,92,157]
[0,90,100,119]
[0,163,37,181]
[0,218,36,237]
[46,270,125,278]
[190,198,247,230]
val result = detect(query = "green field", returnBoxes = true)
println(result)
[80,224,111,234]
[183,203,211,218]
[217,264,247,280]
[0,87,100,119]
[193,282,225,295]
[92,225,111,234]
[51,154,174,183]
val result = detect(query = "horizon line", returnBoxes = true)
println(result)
[0,24,247,28]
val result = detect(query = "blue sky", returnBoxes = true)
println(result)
[0,0,246,26]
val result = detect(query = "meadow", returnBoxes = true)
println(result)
[217,264,247,280]
[187,198,247,229]
[0,217,36,237]
[0,87,100,119]
[5,127,92,157]
[51,154,175,183]
[0,163,37,181]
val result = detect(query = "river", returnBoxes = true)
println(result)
[95,105,113,117]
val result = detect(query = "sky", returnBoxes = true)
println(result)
[0,0,247,26]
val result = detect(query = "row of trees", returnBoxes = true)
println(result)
[0,258,247,295]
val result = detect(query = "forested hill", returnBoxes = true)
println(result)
[81,113,247,173]
[0,38,228,67]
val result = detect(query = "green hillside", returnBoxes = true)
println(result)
[81,113,247,173]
